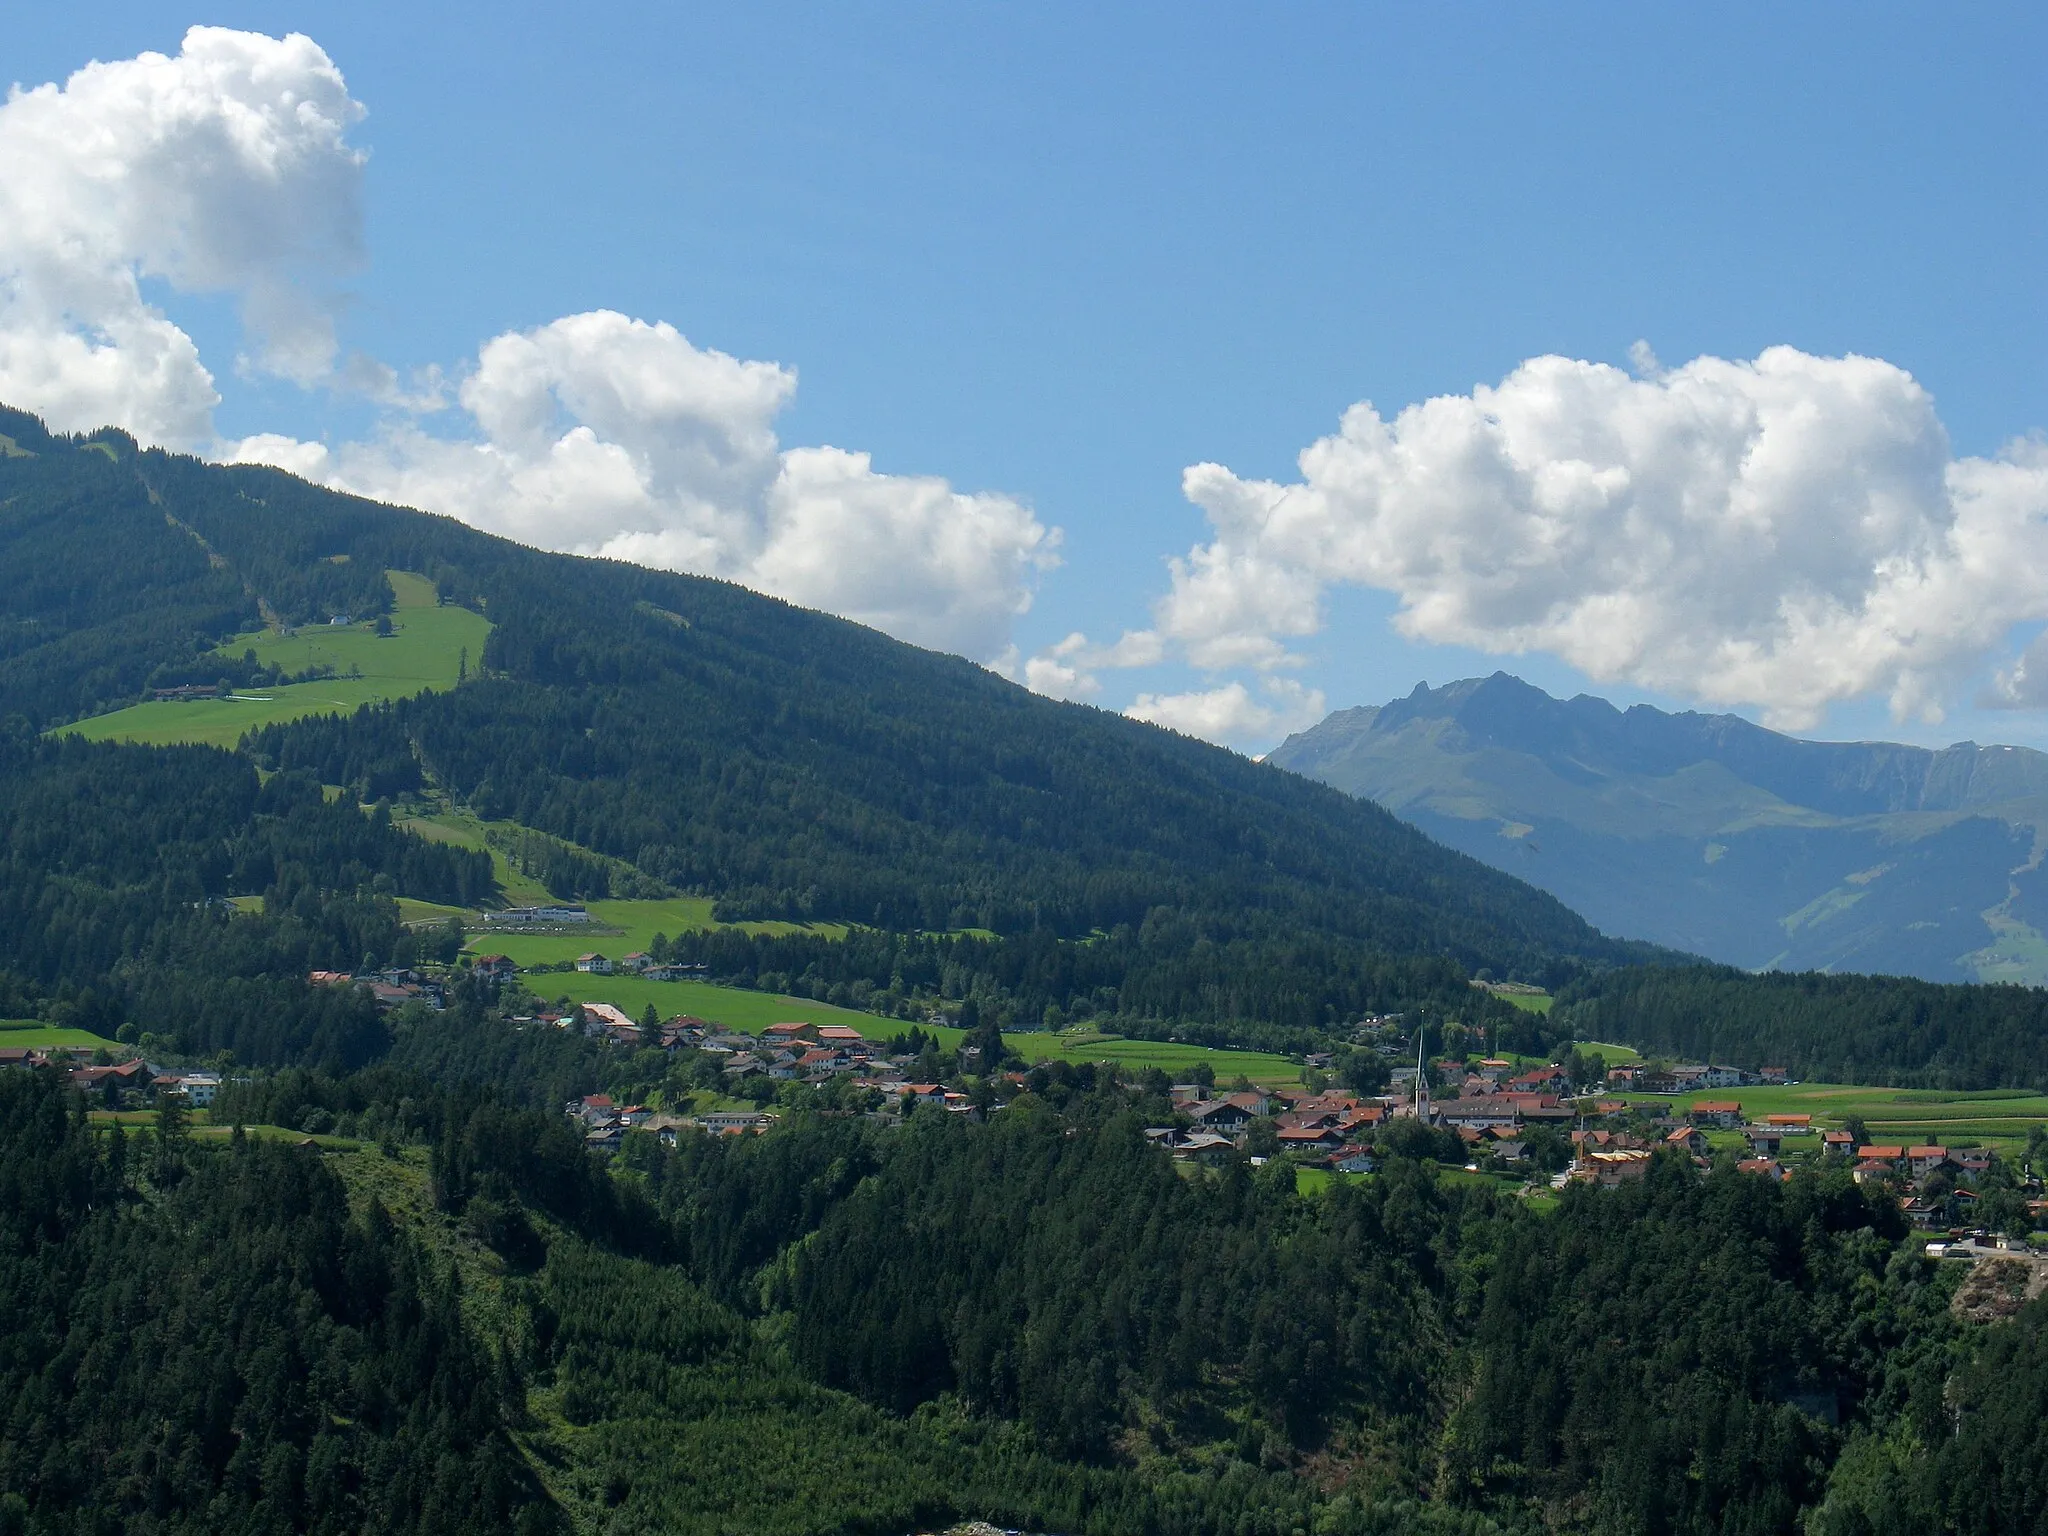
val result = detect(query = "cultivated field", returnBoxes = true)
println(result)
[1619,1081,2048,1153]
[64,571,490,747]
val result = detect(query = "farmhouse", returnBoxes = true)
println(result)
[574,953,613,974]
[1276,1125,1344,1153]
[1185,1098,1254,1133]
[1572,1149,1653,1187]
[1665,1125,1708,1156]
[1688,1100,1743,1129]
[1176,1132,1238,1167]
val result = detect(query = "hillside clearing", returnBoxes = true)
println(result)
[62,570,490,747]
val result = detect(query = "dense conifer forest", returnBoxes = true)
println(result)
[11,1048,2048,1535]
[1556,966,2048,1091]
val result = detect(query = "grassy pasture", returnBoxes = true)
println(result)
[522,975,886,1035]
[468,896,838,967]
[1004,1029,1302,1085]
[86,1109,362,1148]
[63,571,490,747]
[0,1021,122,1050]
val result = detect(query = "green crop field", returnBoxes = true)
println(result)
[0,1020,122,1050]
[63,570,490,747]
[1613,1080,2048,1152]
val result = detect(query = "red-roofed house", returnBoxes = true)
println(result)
[1666,1125,1708,1156]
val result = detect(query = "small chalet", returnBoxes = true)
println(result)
[1665,1125,1709,1156]
[1737,1157,1788,1181]
[1176,1132,1238,1168]
[1572,1149,1653,1187]
[619,952,652,972]
[1186,1098,1254,1133]
[1276,1125,1344,1153]
[574,953,613,974]
[1745,1126,1783,1157]
[1688,1100,1743,1129]
[475,954,515,984]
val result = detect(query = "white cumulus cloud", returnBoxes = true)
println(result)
[1125,678,1326,745]
[232,311,1059,659]
[0,26,366,445]
[1159,347,2048,730]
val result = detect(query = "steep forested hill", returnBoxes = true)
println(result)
[0,402,1658,1047]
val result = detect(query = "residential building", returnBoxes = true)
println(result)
[1688,1100,1743,1129]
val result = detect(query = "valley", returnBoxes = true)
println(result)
[11,409,2048,1534]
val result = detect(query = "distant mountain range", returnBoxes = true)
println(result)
[1268,673,2048,984]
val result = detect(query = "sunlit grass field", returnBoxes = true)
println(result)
[62,571,490,747]
[0,1020,121,1050]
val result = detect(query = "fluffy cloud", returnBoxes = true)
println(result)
[0,32,1052,662]
[233,311,1059,659]
[0,27,366,445]
[1157,348,2048,729]
[1125,678,1326,745]
[993,628,1165,701]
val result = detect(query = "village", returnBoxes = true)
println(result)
[12,942,2048,1253]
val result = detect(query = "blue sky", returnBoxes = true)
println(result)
[8,5,2048,749]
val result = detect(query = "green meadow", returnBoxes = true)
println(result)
[520,974,886,1035]
[1004,1029,1301,1085]
[0,1020,122,1050]
[63,570,490,747]
[467,896,839,966]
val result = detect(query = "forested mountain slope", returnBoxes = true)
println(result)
[1271,673,2048,983]
[0,403,1659,1045]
